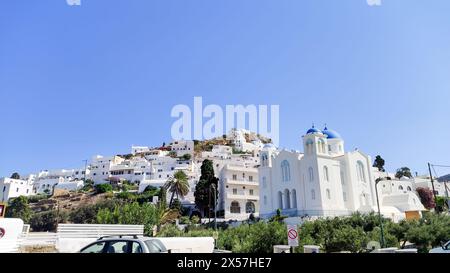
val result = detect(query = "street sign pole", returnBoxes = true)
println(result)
[287,225,299,253]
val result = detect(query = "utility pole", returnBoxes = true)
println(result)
[445,181,450,211]
[428,163,438,212]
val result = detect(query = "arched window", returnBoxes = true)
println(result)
[306,139,314,155]
[281,160,291,182]
[292,189,297,208]
[278,191,283,209]
[230,201,240,214]
[357,161,366,182]
[326,189,331,200]
[311,189,315,200]
[246,202,255,213]
[398,185,404,191]
[318,139,325,153]
[284,189,291,209]
[262,177,267,188]
[309,167,314,182]
[407,186,412,191]
[340,171,345,185]
[323,166,329,182]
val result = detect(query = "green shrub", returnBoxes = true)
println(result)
[6,196,32,223]
[30,211,68,232]
[96,202,157,235]
[26,194,50,204]
[95,183,113,194]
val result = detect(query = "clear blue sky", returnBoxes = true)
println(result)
[1,0,450,177]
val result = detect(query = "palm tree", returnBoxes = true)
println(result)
[164,170,190,207]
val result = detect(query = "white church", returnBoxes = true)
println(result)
[259,126,425,222]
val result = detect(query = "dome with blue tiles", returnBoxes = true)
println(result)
[322,127,342,139]
[306,125,322,135]
[263,143,276,149]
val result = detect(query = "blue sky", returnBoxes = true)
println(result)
[1,0,450,177]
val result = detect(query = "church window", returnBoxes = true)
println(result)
[281,160,291,182]
[357,161,366,182]
[324,166,329,182]
[309,167,314,182]
[278,191,283,209]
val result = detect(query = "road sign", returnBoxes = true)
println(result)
[0,203,6,218]
[287,225,299,247]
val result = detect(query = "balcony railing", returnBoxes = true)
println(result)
[226,178,258,186]
[226,193,259,201]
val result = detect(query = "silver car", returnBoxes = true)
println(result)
[79,235,170,253]
[429,240,450,253]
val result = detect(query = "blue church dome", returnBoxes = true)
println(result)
[306,126,322,135]
[263,143,275,149]
[322,127,342,139]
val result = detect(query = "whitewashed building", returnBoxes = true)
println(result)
[0,178,34,202]
[219,164,259,220]
[259,126,426,222]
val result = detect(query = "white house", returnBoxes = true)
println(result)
[0,178,34,202]
[170,140,194,157]
[219,164,259,220]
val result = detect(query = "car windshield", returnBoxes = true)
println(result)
[144,239,167,253]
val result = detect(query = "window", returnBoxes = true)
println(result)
[249,189,254,196]
[281,160,291,182]
[284,189,291,209]
[326,189,331,200]
[318,139,326,153]
[16,188,19,192]
[80,242,107,253]
[306,139,314,155]
[340,171,345,185]
[292,189,297,208]
[230,201,241,214]
[357,161,366,182]
[264,196,267,205]
[105,241,129,253]
[278,191,283,209]
[262,177,267,188]
[245,202,255,213]
[311,190,315,200]
[232,188,237,195]
[323,166,329,182]
[398,185,404,191]
[309,167,314,182]
[232,174,237,180]
[407,186,412,191]
[145,240,166,253]
[343,192,347,202]
[249,176,253,182]
[2,186,5,192]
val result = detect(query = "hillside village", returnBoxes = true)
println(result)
[1,127,449,224]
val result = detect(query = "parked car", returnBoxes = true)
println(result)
[429,240,450,253]
[79,235,168,253]
[79,235,215,253]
